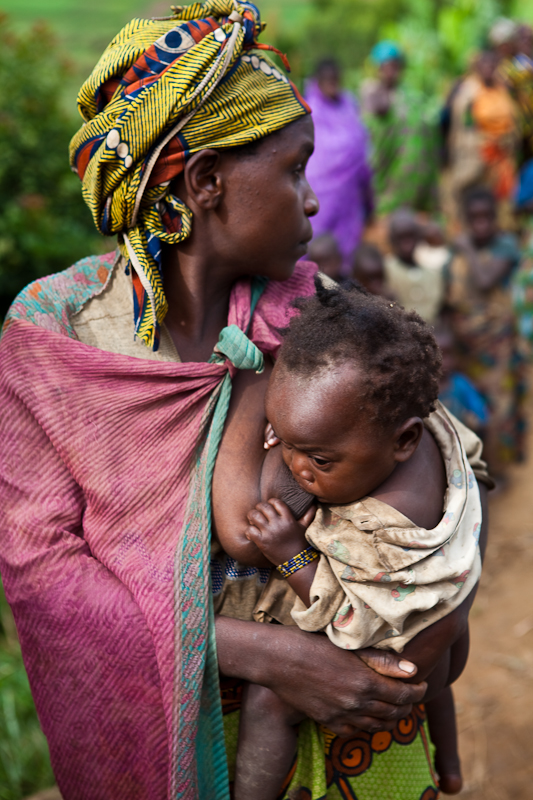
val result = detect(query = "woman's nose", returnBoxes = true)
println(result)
[304,182,319,218]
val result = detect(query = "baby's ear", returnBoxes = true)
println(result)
[393,417,424,463]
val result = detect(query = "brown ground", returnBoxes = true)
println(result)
[442,399,533,799]
[26,405,533,800]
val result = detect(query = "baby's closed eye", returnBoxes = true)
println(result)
[311,456,331,467]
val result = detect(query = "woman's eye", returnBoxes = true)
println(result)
[312,456,330,467]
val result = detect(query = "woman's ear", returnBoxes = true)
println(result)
[393,417,424,463]
[182,148,223,210]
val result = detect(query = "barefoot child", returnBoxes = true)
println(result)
[225,279,482,798]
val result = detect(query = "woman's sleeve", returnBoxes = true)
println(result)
[0,387,169,798]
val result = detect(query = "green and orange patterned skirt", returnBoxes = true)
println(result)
[221,678,439,800]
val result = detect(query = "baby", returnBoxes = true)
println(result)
[224,280,482,799]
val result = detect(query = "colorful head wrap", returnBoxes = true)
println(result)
[70,1,309,349]
[370,40,404,66]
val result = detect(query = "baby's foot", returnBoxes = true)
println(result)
[437,767,463,795]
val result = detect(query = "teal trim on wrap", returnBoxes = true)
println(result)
[173,276,267,799]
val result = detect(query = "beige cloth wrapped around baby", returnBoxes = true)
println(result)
[213,403,485,652]
[289,402,482,652]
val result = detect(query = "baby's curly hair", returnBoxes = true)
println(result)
[277,277,442,426]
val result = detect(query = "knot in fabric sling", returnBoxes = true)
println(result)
[212,324,265,373]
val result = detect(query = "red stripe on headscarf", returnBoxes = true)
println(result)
[148,140,188,188]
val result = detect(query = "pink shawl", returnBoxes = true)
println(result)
[0,254,316,799]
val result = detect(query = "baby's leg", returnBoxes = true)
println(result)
[234,682,304,800]
[426,685,462,795]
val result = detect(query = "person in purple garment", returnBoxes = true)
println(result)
[305,59,374,276]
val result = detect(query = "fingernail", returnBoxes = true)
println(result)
[264,442,269,449]
[399,660,416,674]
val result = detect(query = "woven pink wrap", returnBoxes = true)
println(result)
[0,255,316,798]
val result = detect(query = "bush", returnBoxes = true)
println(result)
[0,583,54,800]
[0,16,103,319]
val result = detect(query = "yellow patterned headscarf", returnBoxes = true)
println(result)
[70,1,310,349]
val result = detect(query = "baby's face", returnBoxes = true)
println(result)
[265,363,399,505]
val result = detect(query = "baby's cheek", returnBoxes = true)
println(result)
[281,446,293,471]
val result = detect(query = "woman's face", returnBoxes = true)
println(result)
[317,66,341,100]
[214,115,319,282]
[378,58,403,89]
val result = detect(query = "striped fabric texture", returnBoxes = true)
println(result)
[0,255,317,798]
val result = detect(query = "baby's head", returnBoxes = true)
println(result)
[266,279,441,505]
[389,208,421,266]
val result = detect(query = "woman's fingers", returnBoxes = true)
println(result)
[357,647,418,679]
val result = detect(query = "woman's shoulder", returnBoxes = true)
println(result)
[249,260,317,357]
[3,250,118,338]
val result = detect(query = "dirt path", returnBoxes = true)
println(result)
[443,398,533,798]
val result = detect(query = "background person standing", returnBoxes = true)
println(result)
[305,58,374,276]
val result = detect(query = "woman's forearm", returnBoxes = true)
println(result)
[215,615,427,736]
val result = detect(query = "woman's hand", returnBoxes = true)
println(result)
[216,616,426,736]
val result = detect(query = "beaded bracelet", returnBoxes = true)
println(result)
[276,546,319,578]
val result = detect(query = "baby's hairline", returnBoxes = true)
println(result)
[271,356,422,434]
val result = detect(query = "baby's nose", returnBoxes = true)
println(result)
[291,454,315,485]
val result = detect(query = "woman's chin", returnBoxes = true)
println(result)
[296,242,310,259]
[261,259,298,282]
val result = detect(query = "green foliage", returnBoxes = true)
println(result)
[279,0,404,86]
[379,0,512,104]
[0,583,54,799]
[0,16,102,318]
[267,0,520,103]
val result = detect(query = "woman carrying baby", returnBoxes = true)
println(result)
[0,3,490,798]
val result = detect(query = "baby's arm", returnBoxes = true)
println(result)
[212,366,314,567]
[245,499,317,606]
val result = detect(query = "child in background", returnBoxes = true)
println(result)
[352,242,388,296]
[415,219,452,273]
[221,280,484,800]
[435,317,489,436]
[307,232,344,282]
[384,209,446,323]
[448,186,525,477]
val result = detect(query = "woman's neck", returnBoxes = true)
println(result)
[162,244,236,363]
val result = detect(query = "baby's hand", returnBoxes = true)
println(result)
[263,422,281,450]
[245,499,316,566]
